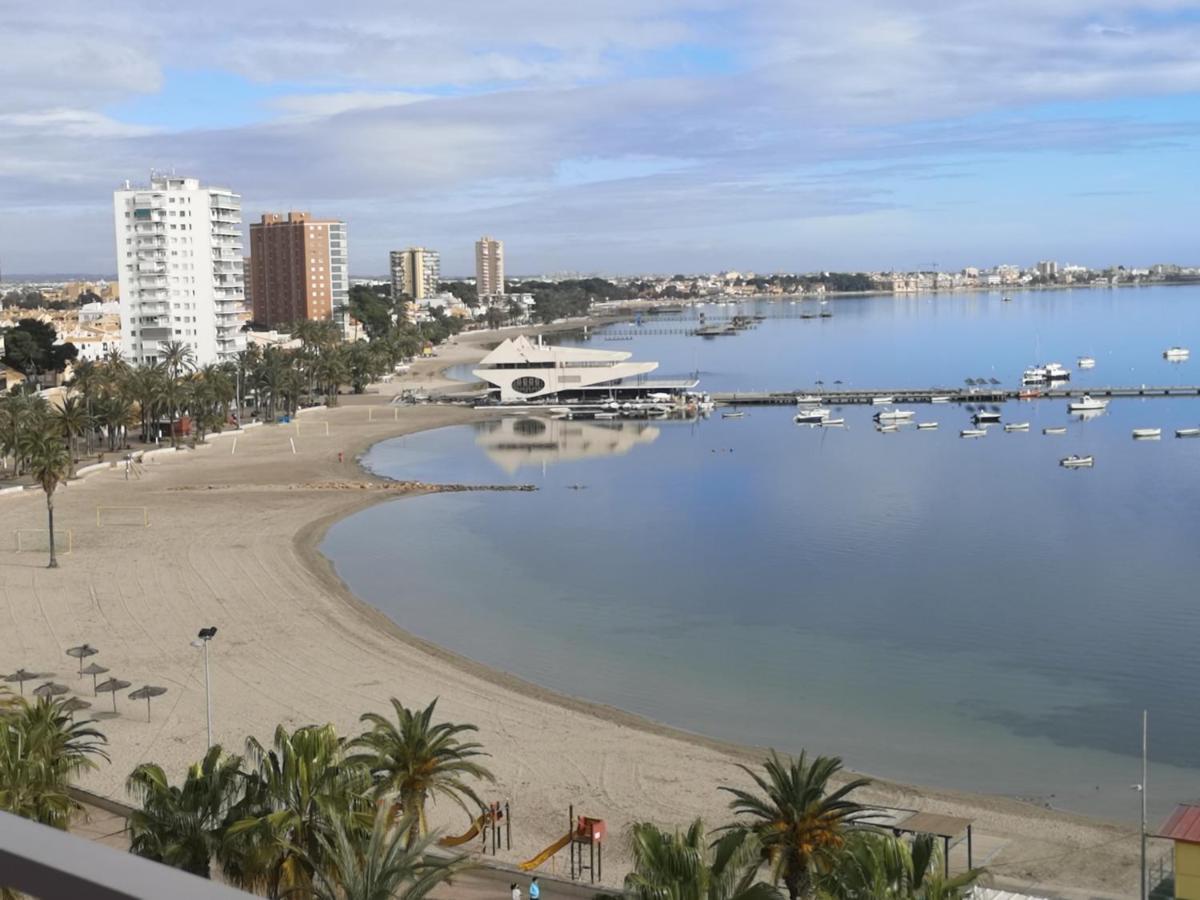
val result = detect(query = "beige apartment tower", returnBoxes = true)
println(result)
[390,247,440,300]
[475,236,505,300]
[248,212,348,328]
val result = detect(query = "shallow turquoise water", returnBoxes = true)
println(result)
[324,286,1200,822]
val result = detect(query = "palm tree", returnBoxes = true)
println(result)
[0,695,109,829]
[300,807,472,900]
[614,819,782,900]
[815,832,982,900]
[223,724,370,898]
[127,745,246,878]
[721,752,877,900]
[161,340,196,381]
[348,698,495,847]
[52,394,92,475]
[19,429,71,568]
[67,359,101,454]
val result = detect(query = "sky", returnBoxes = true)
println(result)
[2,1,1200,276]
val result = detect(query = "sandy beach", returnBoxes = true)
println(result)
[0,350,1153,897]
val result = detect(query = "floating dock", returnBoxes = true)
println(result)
[713,386,1200,405]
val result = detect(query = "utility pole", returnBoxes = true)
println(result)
[191,627,218,749]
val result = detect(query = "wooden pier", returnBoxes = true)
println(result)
[712,386,1200,406]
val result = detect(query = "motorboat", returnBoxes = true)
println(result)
[1068,395,1108,413]
[1004,422,1031,432]
[876,423,900,433]
[1043,426,1068,435]
[1176,427,1200,438]
[794,408,831,424]
[916,422,938,430]
[795,394,823,405]
[1164,347,1190,360]
[1078,357,1096,369]
[1021,368,1046,385]
[820,418,845,427]
[873,409,915,422]
[1060,455,1094,468]
[721,411,746,419]
[1018,388,1042,400]
[1132,428,1162,439]
[1002,296,1012,302]
[960,428,987,438]
[930,396,951,404]
[972,410,1002,424]
[870,396,894,405]
[1022,362,1070,384]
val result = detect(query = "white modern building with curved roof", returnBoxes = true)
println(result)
[473,335,664,402]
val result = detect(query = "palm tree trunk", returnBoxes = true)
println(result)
[46,490,58,569]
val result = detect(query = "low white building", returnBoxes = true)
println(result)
[473,335,660,402]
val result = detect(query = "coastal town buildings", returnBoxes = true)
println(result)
[390,247,440,300]
[248,212,349,327]
[112,174,246,366]
[475,236,505,301]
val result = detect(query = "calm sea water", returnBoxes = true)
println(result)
[324,285,1200,822]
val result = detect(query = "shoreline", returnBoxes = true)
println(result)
[0,394,1152,897]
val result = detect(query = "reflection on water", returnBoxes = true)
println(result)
[474,417,660,474]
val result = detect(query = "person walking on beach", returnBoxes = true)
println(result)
[510,884,521,900]
[529,876,540,899]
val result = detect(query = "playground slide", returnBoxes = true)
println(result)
[518,832,572,871]
[438,814,486,848]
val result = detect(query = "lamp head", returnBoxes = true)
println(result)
[197,627,218,641]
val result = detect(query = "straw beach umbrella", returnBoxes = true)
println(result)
[32,682,68,699]
[4,669,38,695]
[95,677,131,713]
[66,644,99,678]
[81,662,109,695]
[61,697,91,715]
[128,685,167,722]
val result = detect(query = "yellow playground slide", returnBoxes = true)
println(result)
[518,831,572,871]
[438,813,486,848]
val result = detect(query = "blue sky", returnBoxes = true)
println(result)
[1,0,1199,275]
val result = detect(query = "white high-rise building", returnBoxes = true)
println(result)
[390,247,440,300]
[113,174,247,366]
[475,236,505,299]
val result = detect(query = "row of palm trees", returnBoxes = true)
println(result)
[0,685,985,900]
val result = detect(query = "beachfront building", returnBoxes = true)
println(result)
[113,174,246,365]
[390,247,440,300]
[473,334,697,403]
[475,236,504,301]
[248,212,349,327]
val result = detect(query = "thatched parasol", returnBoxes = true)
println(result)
[95,677,131,714]
[61,697,92,715]
[4,669,38,695]
[129,685,168,722]
[32,682,68,699]
[66,644,99,678]
[81,663,110,696]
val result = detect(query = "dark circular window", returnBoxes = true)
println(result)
[513,418,547,436]
[512,376,546,394]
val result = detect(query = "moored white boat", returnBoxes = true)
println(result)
[870,396,894,405]
[1068,395,1108,413]
[1164,347,1190,360]
[1176,427,1200,438]
[876,423,900,433]
[795,394,823,405]
[1060,455,1094,468]
[917,422,938,430]
[1132,428,1162,439]
[972,410,1001,423]
[960,428,987,438]
[820,418,845,427]
[1004,422,1030,432]
[930,396,951,404]
[1022,362,1071,384]
[721,411,745,419]
[873,408,915,422]
[1043,426,1068,435]
[1078,357,1096,369]
[794,408,831,424]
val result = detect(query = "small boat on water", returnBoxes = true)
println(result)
[721,411,745,419]
[1078,357,1096,369]
[1004,422,1030,432]
[795,394,823,405]
[794,408,831,424]
[930,396,951,404]
[1068,395,1108,413]
[960,428,987,438]
[1176,427,1200,438]
[972,410,1001,424]
[1018,388,1042,399]
[876,423,900,433]
[917,422,938,430]
[1132,428,1162,439]
[1002,296,1012,302]
[874,409,915,422]
[1164,347,1190,360]
[1060,455,1094,468]
[820,418,845,427]
[870,396,894,405]
[1043,426,1068,435]
[1023,362,1071,384]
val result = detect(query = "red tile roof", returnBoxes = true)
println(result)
[1158,803,1200,843]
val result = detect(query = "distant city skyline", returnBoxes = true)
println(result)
[2,2,1199,275]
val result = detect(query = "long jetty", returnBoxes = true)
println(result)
[713,386,1200,405]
